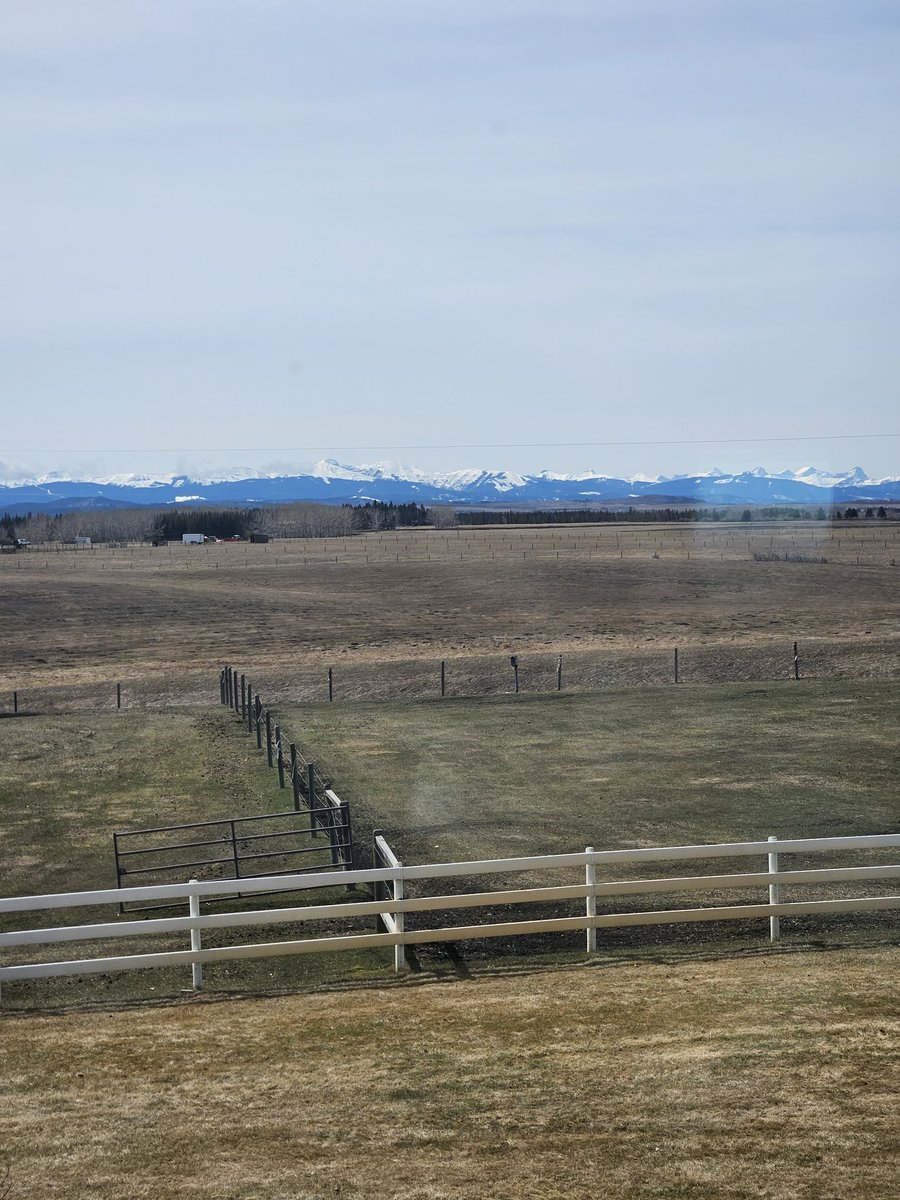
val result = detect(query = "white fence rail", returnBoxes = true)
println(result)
[1,834,898,997]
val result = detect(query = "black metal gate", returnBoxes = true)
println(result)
[113,803,353,912]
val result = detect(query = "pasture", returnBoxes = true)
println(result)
[2,519,898,1198]
[279,682,899,865]
[1,522,898,713]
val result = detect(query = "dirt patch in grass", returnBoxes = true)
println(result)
[2,946,898,1199]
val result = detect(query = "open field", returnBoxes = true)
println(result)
[3,681,897,1008]
[280,682,899,864]
[274,681,899,959]
[3,946,899,1200]
[2,518,898,1198]
[1,523,898,710]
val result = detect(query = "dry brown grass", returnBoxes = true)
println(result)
[2,946,898,1199]
[1,523,897,710]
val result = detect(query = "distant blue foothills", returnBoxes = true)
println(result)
[1,467,899,517]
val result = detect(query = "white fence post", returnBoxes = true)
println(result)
[768,837,780,942]
[189,879,203,990]
[393,874,406,974]
[585,846,597,953]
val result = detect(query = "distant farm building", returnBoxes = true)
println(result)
[182,533,204,545]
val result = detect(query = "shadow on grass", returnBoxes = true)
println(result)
[3,932,894,1020]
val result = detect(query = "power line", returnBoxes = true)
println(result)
[23,432,899,454]
[206,432,899,454]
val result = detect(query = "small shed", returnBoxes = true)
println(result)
[249,533,269,544]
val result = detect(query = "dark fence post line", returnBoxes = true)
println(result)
[255,696,263,750]
[328,667,333,702]
[275,726,285,788]
[440,659,446,697]
[266,711,273,767]
[327,800,342,867]
[308,762,317,836]
[341,800,354,880]
[674,648,679,684]
[240,674,246,719]
[290,744,300,810]
[793,641,800,681]
[556,655,563,692]
[510,655,519,694]
[116,683,122,710]
[13,691,18,715]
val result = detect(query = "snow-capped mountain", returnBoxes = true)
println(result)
[0,461,897,515]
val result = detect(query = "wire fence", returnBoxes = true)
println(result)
[3,633,899,719]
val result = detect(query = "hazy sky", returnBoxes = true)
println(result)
[3,1,899,478]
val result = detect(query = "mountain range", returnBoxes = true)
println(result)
[1,461,898,516]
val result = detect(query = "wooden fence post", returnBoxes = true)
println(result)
[240,674,246,718]
[328,667,333,702]
[13,690,18,715]
[556,655,563,692]
[255,696,263,750]
[226,666,232,707]
[585,846,597,953]
[308,762,317,835]
[188,880,203,991]
[247,685,253,732]
[674,647,679,684]
[768,836,781,941]
[266,711,273,767]
[290,744,300,810]
[275,726,285,788]
[793,641,800,681]
[116,683,122,710]
[510,654,519,694]
[393,871,406,973]
[339,799,353,872]
[440,659,446,697]
[373,829,385,931]
[219,672,226,705]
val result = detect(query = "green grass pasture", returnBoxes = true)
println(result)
[282,679,899,860]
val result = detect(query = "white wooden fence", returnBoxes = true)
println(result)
[1,833,898,997]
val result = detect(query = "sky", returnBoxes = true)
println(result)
[3,0,899,480]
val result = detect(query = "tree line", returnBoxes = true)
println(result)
[3,499,895,545]
[458,507,732,525]
[0,500,454,543]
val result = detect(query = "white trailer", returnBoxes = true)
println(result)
[182,533,204,545]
